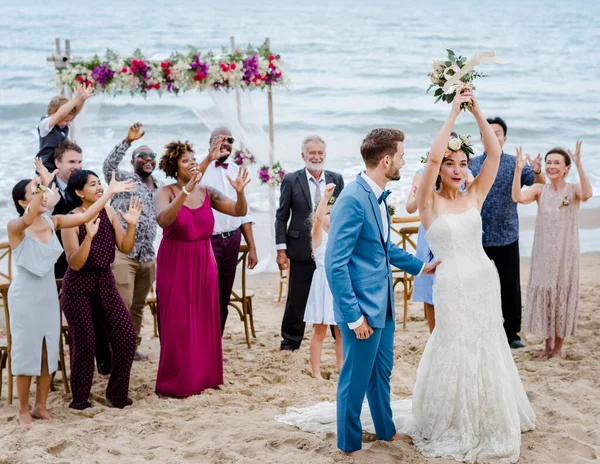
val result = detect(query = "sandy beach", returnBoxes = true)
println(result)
[0,253,598,464]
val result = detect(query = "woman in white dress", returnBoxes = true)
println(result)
[303,183,342,379]
[7,159,134,425]
[411,87,536,463]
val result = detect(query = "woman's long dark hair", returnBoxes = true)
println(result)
[12,179,32,216]
[66,170,100,207]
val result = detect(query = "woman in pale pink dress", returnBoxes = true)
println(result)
[512,142,593,360]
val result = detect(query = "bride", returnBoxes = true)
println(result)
[410,87,536,462]
[277,88,535,463]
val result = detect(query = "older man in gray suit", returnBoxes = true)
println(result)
[275,135,344,352]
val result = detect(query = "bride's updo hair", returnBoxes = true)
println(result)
[360,128,405,168]
[159,140,194,178]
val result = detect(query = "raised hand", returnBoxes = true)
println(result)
[526,153,543,174]
[34,157,58,187]
[515,147,527,171]
[84,216,101,238]
[568,140,583,166]
[107,171,136,195]
[323,183,336,199]
[119,198,143,225]
[184,170,203,193]
[227,167,251,193]
[208,135,228,161]
[74,82,94,100]
[126,122,145,143]
[45,185,61,209]
[451,86,472,115]
[467,89,481,115]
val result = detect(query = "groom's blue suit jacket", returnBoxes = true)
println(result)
[325,174,424,329]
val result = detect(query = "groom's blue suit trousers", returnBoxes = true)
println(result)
[337,310,396,452]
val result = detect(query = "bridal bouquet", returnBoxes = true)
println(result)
[258,162,286,186]
[427,50,507,108]
[232,149,256,167]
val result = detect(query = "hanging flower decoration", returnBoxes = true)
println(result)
[258,162,286,186]
[232,149,257,167]
[53,42,288,95]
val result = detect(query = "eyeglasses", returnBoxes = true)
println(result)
[135,152,157,160]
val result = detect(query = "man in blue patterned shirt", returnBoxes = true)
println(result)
[103,123,161,361]
[469,117,545,349]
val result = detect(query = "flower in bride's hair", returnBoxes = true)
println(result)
[448,137,462,151]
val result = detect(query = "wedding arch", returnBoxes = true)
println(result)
[48,37,288,272]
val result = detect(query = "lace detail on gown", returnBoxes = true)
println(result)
[276,208,535,464]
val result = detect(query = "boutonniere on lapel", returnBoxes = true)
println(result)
[559,195,571,209]
[387,204,396,217]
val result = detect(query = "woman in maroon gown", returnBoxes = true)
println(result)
[154,138,250,397]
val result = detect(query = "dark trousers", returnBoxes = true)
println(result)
[280,259,316,351]
[484,240,522,342]
[210,229,242,335]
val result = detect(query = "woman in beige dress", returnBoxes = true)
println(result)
[512,142,593,360]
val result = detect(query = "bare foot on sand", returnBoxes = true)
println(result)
[536,349,552,361]
[551,349,563,359]
[18,410,33,425]
[391,433,413,445]
[31,407,53,420]
[279,349,294,356]
[311,372,325,381]
[342,449,372,462]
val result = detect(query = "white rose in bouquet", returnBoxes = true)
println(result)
[448,137,463,151]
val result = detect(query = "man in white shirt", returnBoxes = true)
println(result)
[200,127,258,336]
[274,136,344,352]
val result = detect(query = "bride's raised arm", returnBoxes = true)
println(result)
[468,94,502,207]
[416,87,472,214]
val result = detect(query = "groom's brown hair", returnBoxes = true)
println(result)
[360,128,405,168]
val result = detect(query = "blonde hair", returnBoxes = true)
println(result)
[47,96,76,116]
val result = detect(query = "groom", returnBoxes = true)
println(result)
[325,128,439,457]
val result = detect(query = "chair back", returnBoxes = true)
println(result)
[0,283,11,350]
[0,242,12,284]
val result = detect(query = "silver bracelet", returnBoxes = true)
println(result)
[182,186,191,196]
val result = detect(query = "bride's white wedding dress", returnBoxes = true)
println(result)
[276,208,536,463]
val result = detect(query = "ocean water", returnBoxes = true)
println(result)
[1,0,599,264]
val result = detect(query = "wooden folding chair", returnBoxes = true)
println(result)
[0,283,13,405]
[0,242,12,288]
[228,245,256,348]
[145,285,159,338]
[390,216,421,330]
[54,279,70,395]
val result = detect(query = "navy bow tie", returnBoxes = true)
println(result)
[215,160,229,169]
[378,190,391,204]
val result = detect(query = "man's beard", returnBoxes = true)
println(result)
[305,161,324,171]
[218,154,230,163]
[386,167,401,181]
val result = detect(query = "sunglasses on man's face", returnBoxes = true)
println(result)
[211,136,234,145]
[135,152,157,160]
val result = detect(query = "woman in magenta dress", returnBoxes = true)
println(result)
[154,138,250,397]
